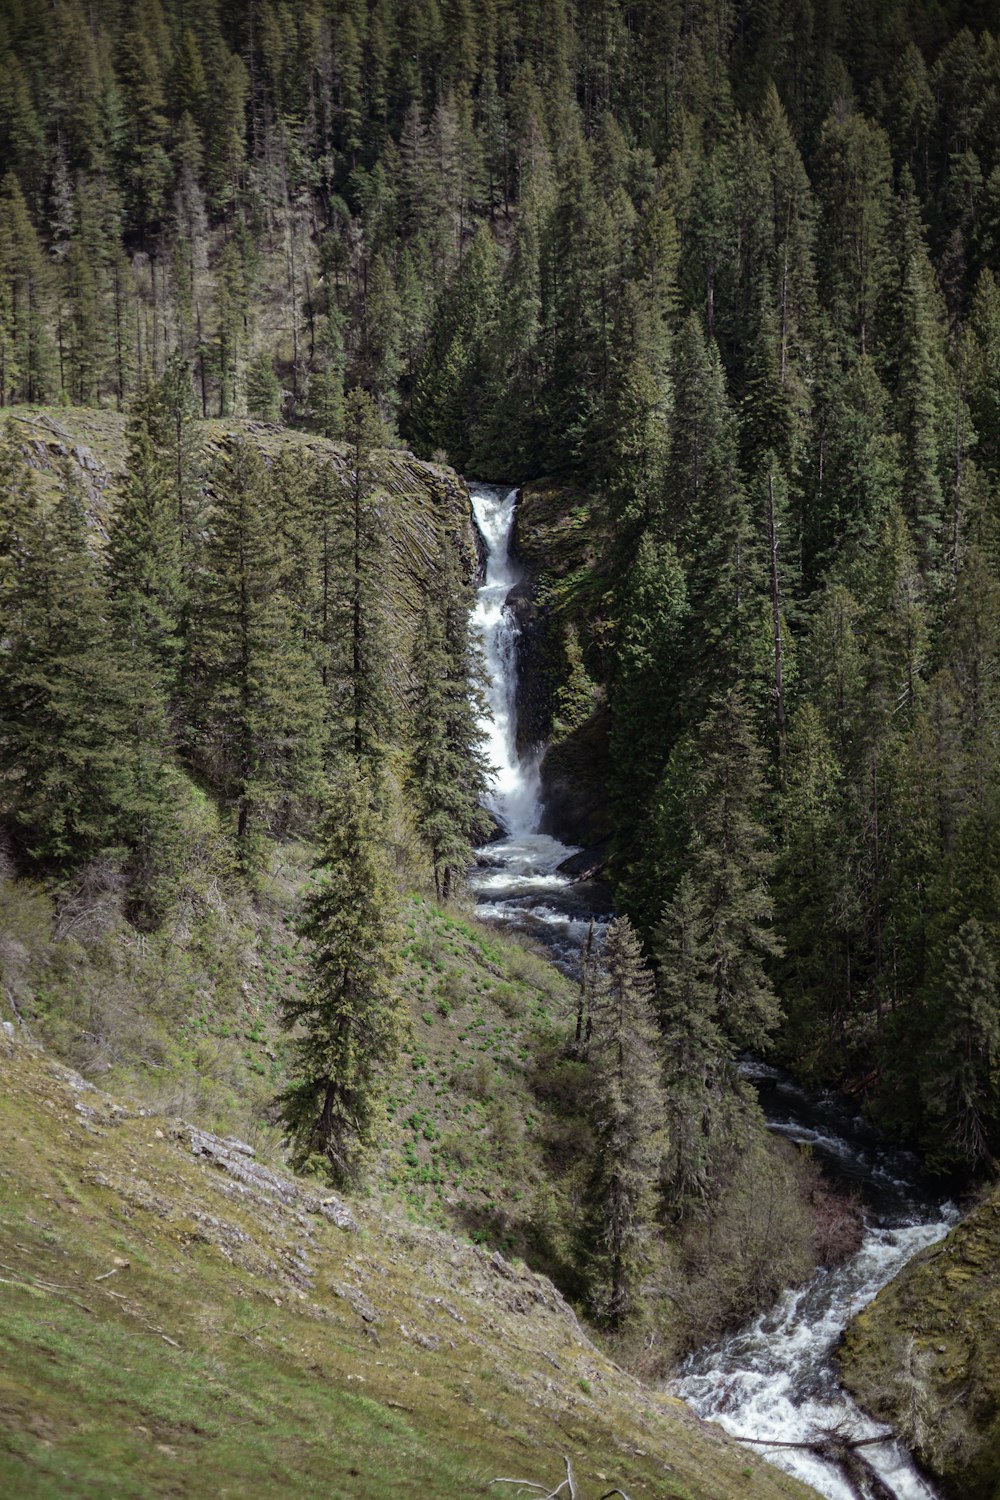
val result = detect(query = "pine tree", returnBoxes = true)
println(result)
[665,314,751,718]
[409,225,501,468]
[0,173,53,405]
[0,443,133,867]
[815,107,892,356]
[118,24,173,233]
[334,390,393,782]
[107,383,185,695]
[410,523,493,899]
[773,704,852,1072]
[361,254,404,430]
[920,918,1000,1171]
[685,688,782,1051]
[610,530,687,831]
[583,917,665,1327]
[803,353,898,581]
[245,349,282,421]
[756,82,817,395]
[185,437,323,866]
[896,250,947,576]
[280,765,405,1183]
[311,310,346,438]
[654,874,727,1208]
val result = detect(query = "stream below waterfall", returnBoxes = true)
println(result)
[465,481,958,1500]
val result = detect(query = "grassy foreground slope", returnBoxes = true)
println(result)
[0,1029,816,1500]
[838,1190,1000,1500]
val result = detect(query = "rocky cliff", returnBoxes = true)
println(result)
[3,406,477,680]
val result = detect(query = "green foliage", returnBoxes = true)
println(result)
[185,436,323,867]
[410,521,493,899]
[0,440,150,870]
[245,350,282,423]
[684,688,782,1052]
[335,389,394,783]
[280,767,404,1184]
[582,917,665,1327]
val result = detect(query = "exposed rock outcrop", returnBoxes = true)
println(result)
[838,1188,1000,1500]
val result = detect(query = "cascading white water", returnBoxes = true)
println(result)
[673,1064,958,1500]
[467,483,605,968]
[465,480,958,1500]
[468,484,544,836]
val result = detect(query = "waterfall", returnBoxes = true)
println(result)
[465,480,955,1500]
[467,482,608,970]
[468,483,542,837]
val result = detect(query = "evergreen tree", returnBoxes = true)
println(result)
[409,225,502,468]
[815,107,892,356]
[665,314,751,719]
[0,444,133,866]
[610,530,688,831]
[185,437,323,866]
[245,349,282,421]
[685,688,782,1051]
[334,389,393,782]
[920,918,1000,1172]
[311,310,346,438]
[896,251,946,576]
[0,173,53,405]
[773,704,852,1072]
[280,766,404,1183]
[107,383,184,694]
[410,523,493,899]
[583,917,665,1327]
[654,874,728,1209]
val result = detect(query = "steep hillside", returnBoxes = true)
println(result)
[838,1190,1000,1500]
[0,1027,817,1500]
[0,841,581,1274]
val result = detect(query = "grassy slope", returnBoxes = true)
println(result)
[1,844,591,1283]
[838,1189,1000,1500]
[0,1029,817,1500]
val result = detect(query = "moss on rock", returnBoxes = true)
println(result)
[838,1188,1000,1500]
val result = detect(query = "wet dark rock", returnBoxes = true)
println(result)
[555,843,610,881]
[506,578,553,754]
[539,709,615,848]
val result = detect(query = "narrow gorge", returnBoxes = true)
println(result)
[467,483,961,1500]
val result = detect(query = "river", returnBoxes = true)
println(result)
[465,480,959,1500]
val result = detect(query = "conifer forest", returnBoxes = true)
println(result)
[2,3,1000,1499]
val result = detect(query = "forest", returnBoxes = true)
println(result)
[1,0,1000,1368]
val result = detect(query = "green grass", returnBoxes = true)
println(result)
[0,1032,816,1500]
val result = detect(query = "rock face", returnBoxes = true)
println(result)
[4,405,479,692]
[507,576,554,753]
[507,480,617,848]
[838,1188,1000,1500]
[539,707,617,848]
